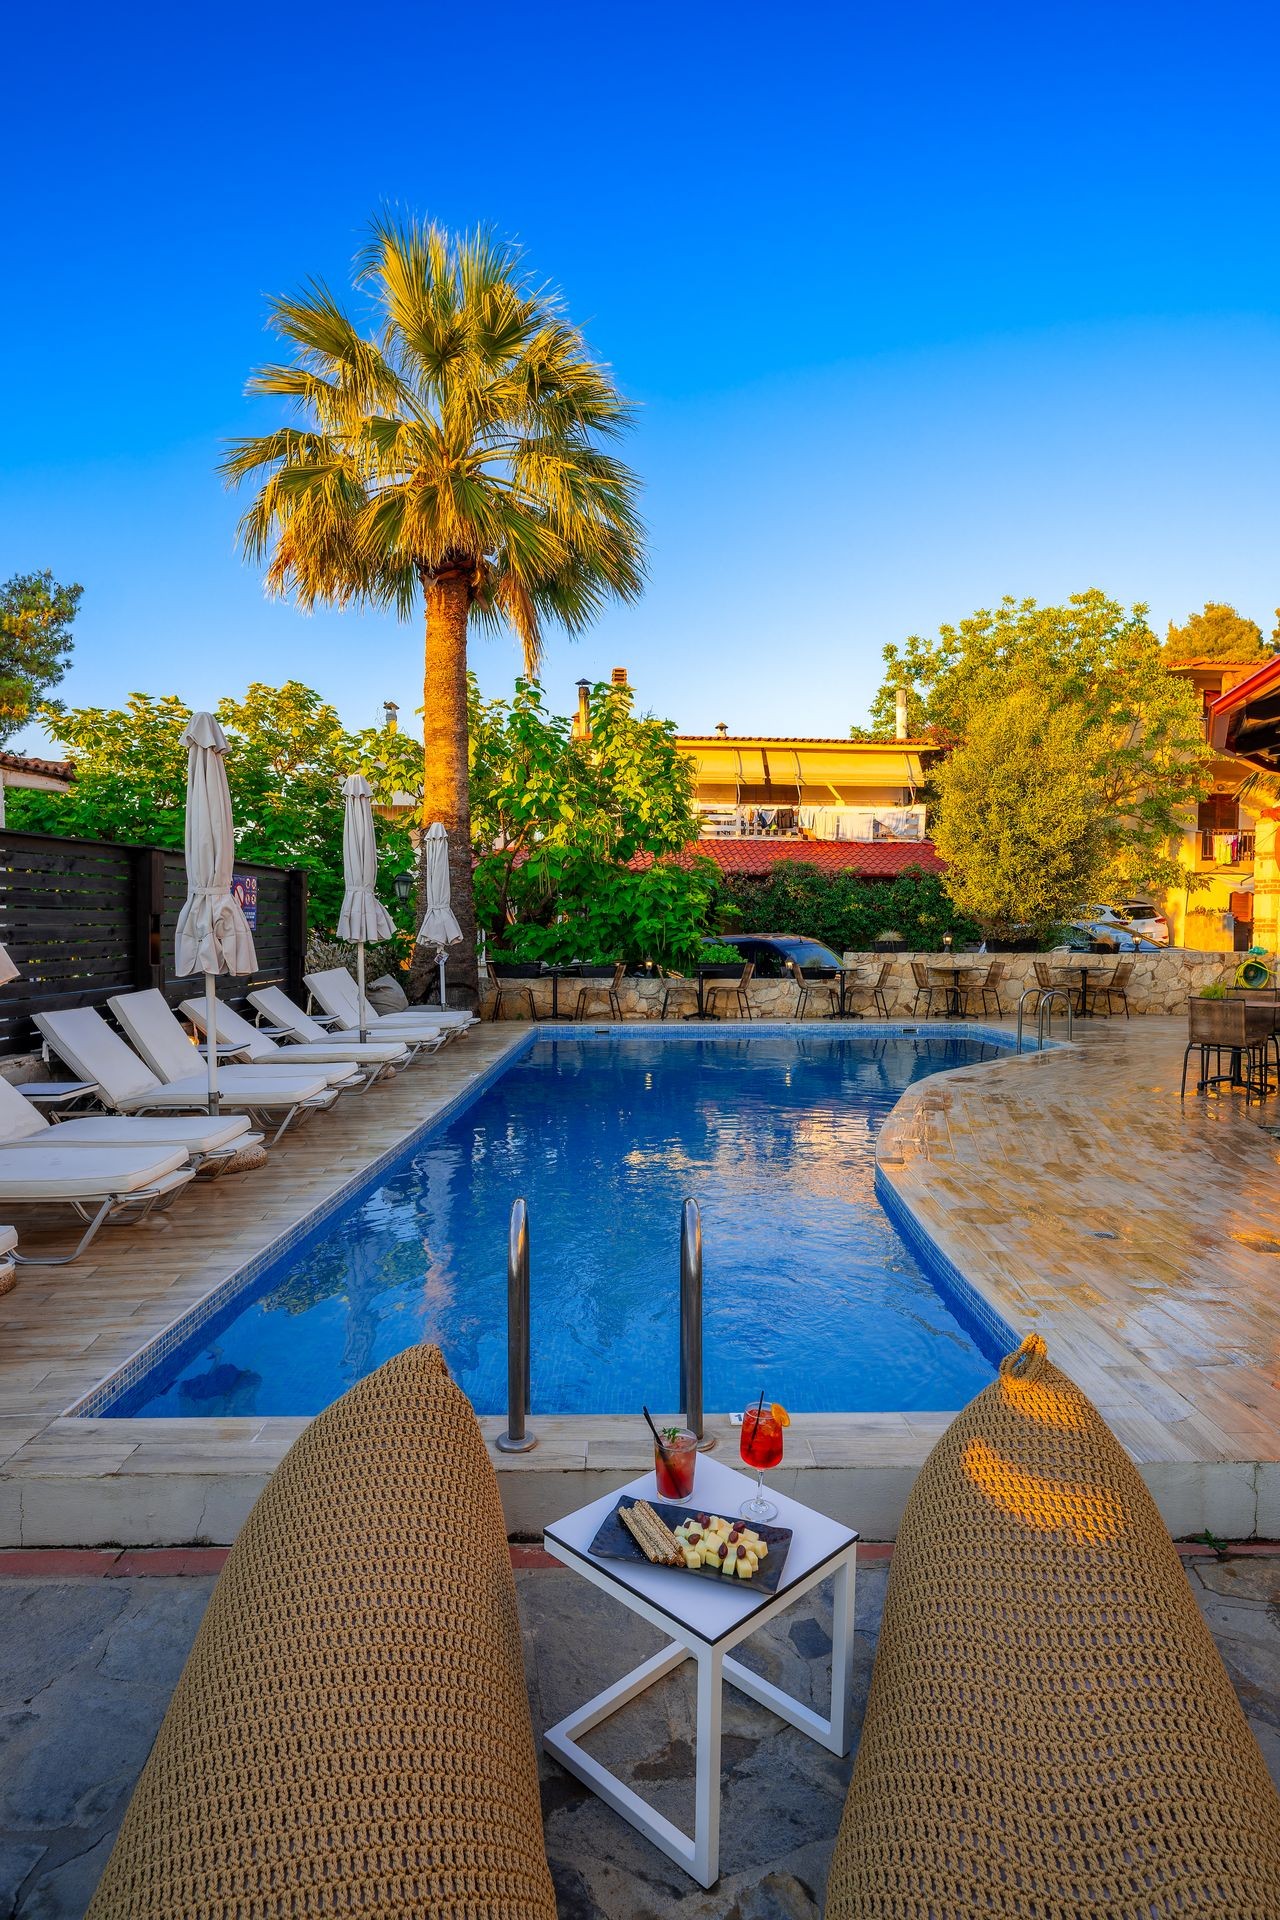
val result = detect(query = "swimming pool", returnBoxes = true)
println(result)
[92,1029,1017,1420]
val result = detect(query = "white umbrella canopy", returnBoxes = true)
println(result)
[416,821,463,1009]
[337,774,395,1043]
[174,711,257,1112]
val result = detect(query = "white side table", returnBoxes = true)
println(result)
[543,1453,858,1889]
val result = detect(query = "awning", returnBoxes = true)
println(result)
[682,742,926,797]
[1208,658,1280,771]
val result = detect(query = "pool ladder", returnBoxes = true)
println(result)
[1016,985,1073,1053]
[495,1194,711,1454]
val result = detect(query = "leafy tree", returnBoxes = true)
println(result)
[221,213,644,1003]
[466,676,715,969]
[1164,602,1271,665]
[0,571,81,742]
[7,683,415,933]
[860,591,1210,897]
[714,861,978,952]
[931,691,1103,937]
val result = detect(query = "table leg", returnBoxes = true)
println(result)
[693,1645,723,1886]
[722,1551,856,1757]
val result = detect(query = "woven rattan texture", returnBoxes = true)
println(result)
[86,1344,556,1920]
[827,1336,1280,1920]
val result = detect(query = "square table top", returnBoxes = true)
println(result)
[545,1452,857,1647]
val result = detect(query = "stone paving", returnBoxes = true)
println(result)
[2,1555,1277,1920]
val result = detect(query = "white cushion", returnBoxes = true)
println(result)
[0,1145,189,1199]
[0,1225,17,1255]
[38,1115,250,1151]
[36,1008,160,1104]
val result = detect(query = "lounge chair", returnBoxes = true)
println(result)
[824,1334,1280,1917]
[246,984,439,1064]
[0,1143,195,1265]
[180,996,409,1084]
[110,990,363,1098]
[304,965,475,1036]
[0,1072,259,1172]
[37,1007,337,1146]
[86,1345,556,1920]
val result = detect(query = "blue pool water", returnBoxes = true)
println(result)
[102,1031,1012,1420]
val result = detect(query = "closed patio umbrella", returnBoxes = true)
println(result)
[0,944,18,988]
[417,821,463,1010]
[174,712,256,1113]
[337,774,395,1044]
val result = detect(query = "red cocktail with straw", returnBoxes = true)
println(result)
[740,1395,788,1521]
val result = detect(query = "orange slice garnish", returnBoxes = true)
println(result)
[771,1402,791,1427]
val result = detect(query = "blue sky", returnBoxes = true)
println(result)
[4,0,1279,751]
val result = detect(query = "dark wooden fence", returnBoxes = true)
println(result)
[0,829,307,1056]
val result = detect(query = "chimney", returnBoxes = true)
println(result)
[572,678,592,743]
[383,700,399,733]
[895,687,909,741]
[611,667,628,687]
[715,721,728,737]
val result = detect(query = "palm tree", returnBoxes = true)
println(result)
[221,214,645,1000]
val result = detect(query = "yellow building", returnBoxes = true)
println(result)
[1208,657,1280,956]
[1161,660,1262,952]
[674,731,937,843]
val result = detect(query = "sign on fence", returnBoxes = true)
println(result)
[231,872,259,929]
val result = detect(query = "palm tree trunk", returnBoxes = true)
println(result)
[411,568,478,1004]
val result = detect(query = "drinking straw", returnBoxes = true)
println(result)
[753,1387,766,1430]
[642,1405,671,1464]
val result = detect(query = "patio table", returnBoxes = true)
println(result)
[543,1453,858,1889]
[832,967,867,1019]
[542,964,584,1022]
[1049,953,1113,1018]
[925,955,983,1018]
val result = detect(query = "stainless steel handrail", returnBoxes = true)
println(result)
[496,1196,537,1452]
[1017,985,1074,1052]
[679,1197,714,1446]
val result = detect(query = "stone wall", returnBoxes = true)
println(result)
[486,948,1240,1022]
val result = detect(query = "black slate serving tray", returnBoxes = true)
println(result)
[588,1497,792,1592]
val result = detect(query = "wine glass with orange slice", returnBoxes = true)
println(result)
[740,1393,789,1521]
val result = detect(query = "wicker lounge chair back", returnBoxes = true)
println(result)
[825,1334,1280,1918]
[87,1344,557,1920]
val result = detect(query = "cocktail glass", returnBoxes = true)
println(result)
[654,1428,698,1501]
[740,1405,783,1520]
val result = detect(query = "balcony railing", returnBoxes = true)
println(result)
[1200,829,1254,862]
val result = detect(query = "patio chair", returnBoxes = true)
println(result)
[304,966,476,1034]
[0,1143,195,1266]
[824,1334,1280,1919]
[37,1007,337,1146]
[488,963,540,1021]
[247,985,441,1064]
[1095,957,1134,1017]
[573,962,626,1022]
[0,1224,14,1294]
[85,1344,557,1920]
[0,1071,259,1173]
[909,960,935,1015]
[788,958,838,1019]
[110,991,362,1099]
[705,959,755,1019]
[180,996,409,1084]
[973,959,1006,1016]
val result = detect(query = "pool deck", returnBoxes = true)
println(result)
[0,1015,1277,1545]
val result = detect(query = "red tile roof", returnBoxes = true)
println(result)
[630,838,946,877]
[0,750,74,780]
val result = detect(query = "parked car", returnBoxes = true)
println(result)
[1116,899,1169,946]
[710,933,845,977]
[1066,920,1163,953]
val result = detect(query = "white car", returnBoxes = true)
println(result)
[1117,900,1169,947]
